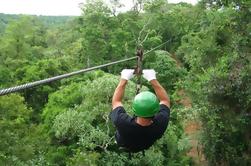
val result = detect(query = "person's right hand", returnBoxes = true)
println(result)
[143,69,156,81]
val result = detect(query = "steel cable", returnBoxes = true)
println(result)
[0,56,137,96]
[0,39,171,96]
[144,39,171,55]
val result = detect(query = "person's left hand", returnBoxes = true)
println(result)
[121,69,134,80]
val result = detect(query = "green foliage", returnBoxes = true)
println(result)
[0,16,47,65]
[78,0,113,66]
[187,54,251,165]
[0,13,20,34]
[42,74,136,164]
[43,73,136,127]
[177,4,251,165]
[43,73,191,165]
[15,58,72,112]
[1,0,250,164]
[144,50,187,93]
[0,95,51,165]
[53,110,92,141]
[42,82,83,127]
[0,94,31,164]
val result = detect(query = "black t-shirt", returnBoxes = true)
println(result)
[109,104,170,152]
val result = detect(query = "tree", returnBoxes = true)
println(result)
[0,94,32,164]
[177,5,251,165]
[144,50,187,94]
[42,73,191,165]
[14,58,72,117]
[78,0,112,67]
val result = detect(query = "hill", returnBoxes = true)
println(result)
[0,13,75,34]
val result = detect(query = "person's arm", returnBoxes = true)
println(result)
[112,69,134,110]
[150,79,170,108]
[112,79,127,109]
[143,69,170,108]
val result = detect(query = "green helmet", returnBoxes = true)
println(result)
[132,91,160,117]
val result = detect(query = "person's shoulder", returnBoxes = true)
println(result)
[110,106,126,119]
[112,106,126,112]
[110,106,132,127]
[153,104,170,123]
[160,104,170,112]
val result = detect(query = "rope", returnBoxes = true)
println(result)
[0,57,137,96]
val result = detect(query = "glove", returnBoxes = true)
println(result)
[121,69,134,80]
[143,69,156,81]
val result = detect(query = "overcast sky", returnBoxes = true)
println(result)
[0,0,198,16]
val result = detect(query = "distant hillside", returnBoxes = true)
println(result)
[0,13,76,34]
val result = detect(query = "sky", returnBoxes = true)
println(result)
[0,0,198,16]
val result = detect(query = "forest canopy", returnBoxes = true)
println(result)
[0,0,250,165]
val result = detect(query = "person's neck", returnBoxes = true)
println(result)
[136,117,153,126]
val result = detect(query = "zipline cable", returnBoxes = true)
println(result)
[144,39,171,55]
[0,39,171,96]
[0,56,137,96]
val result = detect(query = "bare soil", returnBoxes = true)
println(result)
[178,90,206,165]
[171,53,207,165]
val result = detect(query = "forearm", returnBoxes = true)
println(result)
[150,79,170,107]
[112,79,127,109]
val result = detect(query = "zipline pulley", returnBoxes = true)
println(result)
[134,48,143,94]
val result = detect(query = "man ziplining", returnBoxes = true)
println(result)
[110,69,170,152]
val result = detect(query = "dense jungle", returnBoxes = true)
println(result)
[0,0,250,165]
